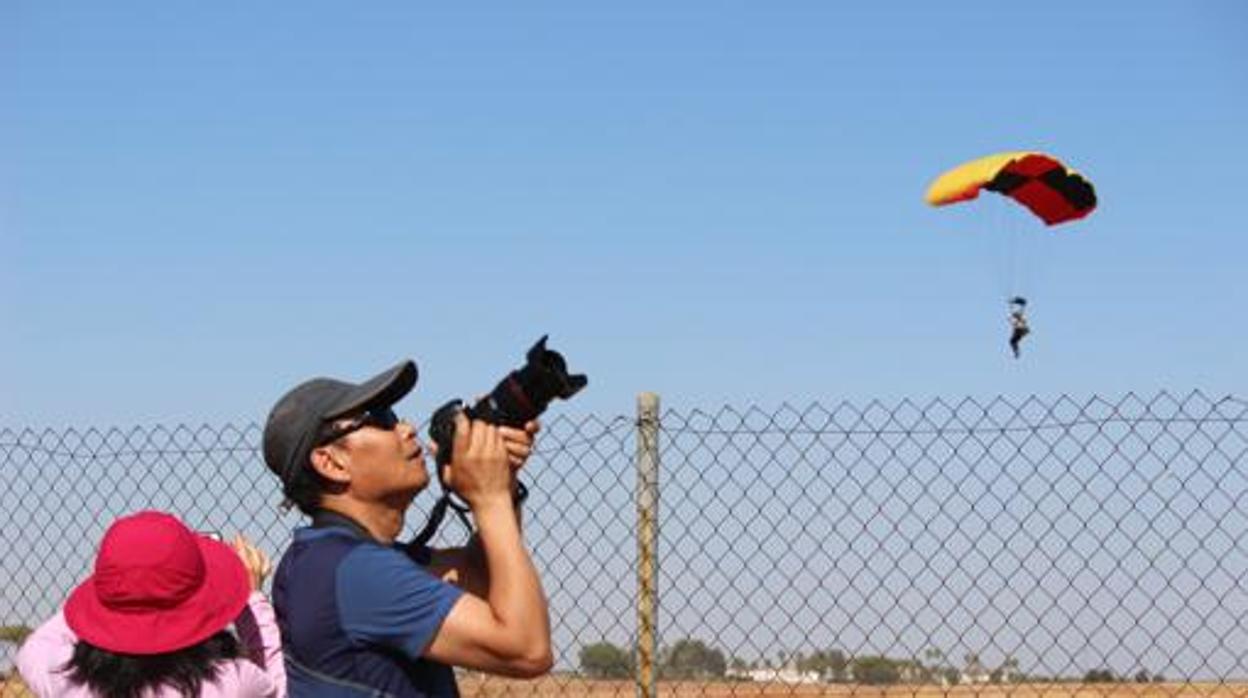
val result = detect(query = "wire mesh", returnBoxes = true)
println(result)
[1,391,1245,697]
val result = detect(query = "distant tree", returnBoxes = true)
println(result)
[1083,669,1117,683]
[853,656,901,685]
[1134,670,1151,683]
[579,641,633,679]
[661,639,726,680]
[1001,655,1021,683]
[826,649,848,682]
[0,625,32,645]
[1,624,32,684]
[923,648,946,683]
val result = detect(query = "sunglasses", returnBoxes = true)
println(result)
[316,406,401,445]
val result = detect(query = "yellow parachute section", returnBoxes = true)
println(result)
[925,152,1096,226]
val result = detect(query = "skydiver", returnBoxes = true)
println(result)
[1008,297,1029,359]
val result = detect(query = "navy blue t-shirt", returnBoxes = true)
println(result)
[273,521,464,697]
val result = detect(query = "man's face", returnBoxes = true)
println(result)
[324,406,429,504]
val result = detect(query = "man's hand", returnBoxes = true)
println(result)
[444,413,511,508]
[498,420,540,472]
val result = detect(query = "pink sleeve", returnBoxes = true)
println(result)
[15,611,77,697]
[233,592,287,697]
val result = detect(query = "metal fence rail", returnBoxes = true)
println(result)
[2,390,1246,697]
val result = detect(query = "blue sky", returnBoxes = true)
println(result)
[3,2,1245,428]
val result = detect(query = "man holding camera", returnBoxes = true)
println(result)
[261,359,552,696]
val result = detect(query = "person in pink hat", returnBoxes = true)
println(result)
[15,510,286,698]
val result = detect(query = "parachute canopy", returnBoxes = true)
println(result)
[925,152,1097,226]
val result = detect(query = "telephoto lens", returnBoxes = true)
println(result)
[429,335,587,467]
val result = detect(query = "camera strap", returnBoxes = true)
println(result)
[411,479,529,548]
[310,509,374,540]
[411,492,459,548]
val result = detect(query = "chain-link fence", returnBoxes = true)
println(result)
[2,390,1246,697]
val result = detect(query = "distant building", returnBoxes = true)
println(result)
[728,662,820,684]
[897,661,925,683]
[961,657,991,685]
[996,662,1021,684]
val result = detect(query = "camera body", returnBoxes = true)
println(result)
[428,335,587,467]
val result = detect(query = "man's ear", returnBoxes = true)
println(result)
[309,445,352,485]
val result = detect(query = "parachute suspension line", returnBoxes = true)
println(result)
[998,198,1020,300]
[925,151,1098,304]
[982,195,1024,301]
[1005,201,1029,302]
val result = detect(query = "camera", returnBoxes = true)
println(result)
[428,335,587,468]
[411,335,586,546]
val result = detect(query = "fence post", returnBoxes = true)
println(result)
[635,392,660,698]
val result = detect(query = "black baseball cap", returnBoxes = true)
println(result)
[262,360,418,489]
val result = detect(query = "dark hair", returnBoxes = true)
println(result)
[62,630,241,698]
[284,422,359,515]
[283,457,328,516]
